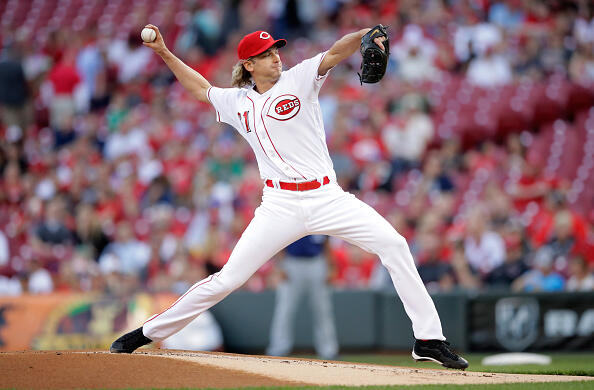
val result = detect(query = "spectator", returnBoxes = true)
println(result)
[484,182,515,231]
[464,208,506,277]
[150,243,206,296]
[454,21,503,64]
[349,123,385,167]
[0,229,9,269]
[177,3,227,55]
[512,247,565,292]
[485,225,530,289]
[57,247,101,292]
[523,1,554,34]
[566,256,594,291]
[416,234,455,293]
[328,125,356,189]
[89,68,112,112]
[392,24,439,82]
[32,197,75,247]
[417,153,455,198]
[540,33,569,76]
[0,275,22,296]
[356,160,393,193]
[47,48,81,129]
[27,258,54,294]
[106,92,129,133]
[382,93,434,176]
[513,36,544,80]
[528,190,572,246]
[449,241,481,291]
[544,209,580,275]
[507,158,551,211]
[0,42,31,131]
[568,43,594,82]
[439,138,464,174]
[574,3,594,46]
[104,109,150,160]
[53,112,77,150]
[488,0,526,31]
[206,141,244,183]
[21,39,52,93]
[76,29,105,101]
[332,242,375,289]
[107,31,153,83]
[74,203,110,261]
[98,221,151,276]
[467,45,513,87]
[183,46,220,82]
[141,175,175,210]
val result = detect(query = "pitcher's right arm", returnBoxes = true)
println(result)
[142,24,211,104]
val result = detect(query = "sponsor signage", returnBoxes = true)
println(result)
[0,293,176,351]
[470,292,594,351]
[495,297,540,351]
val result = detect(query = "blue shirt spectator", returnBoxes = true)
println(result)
[512,247,566,292]
[489,2,525,31]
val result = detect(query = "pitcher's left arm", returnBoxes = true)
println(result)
[317,28,386,76]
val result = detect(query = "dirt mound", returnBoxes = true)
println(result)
[1,350,592,389]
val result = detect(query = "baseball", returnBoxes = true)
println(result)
[141,28,156,43]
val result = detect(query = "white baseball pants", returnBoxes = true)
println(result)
[143,182,445,342]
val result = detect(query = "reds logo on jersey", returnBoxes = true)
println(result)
[267,94,301,121]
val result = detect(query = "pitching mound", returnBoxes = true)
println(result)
[1,350,592,389]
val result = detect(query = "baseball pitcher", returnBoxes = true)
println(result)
[110,24,468,370]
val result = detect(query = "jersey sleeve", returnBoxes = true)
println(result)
[286,51,332,95]
[206,86,242,127]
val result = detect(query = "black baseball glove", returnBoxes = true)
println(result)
[358,24,389,84]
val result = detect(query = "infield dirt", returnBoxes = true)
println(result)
[1,350,593,389]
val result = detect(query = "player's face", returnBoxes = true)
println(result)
[247,47,282,80]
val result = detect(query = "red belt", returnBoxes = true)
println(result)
[265,176,330,191]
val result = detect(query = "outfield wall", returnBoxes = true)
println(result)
[0,291,592,352]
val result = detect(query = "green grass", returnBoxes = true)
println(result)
[338,352,594,377]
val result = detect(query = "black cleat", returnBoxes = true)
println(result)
[110,327,152,353]
[412,339,469,370]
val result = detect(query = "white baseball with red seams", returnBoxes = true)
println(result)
[142,51,445,343]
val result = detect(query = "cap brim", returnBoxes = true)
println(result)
[274,39,287,49]
[251,39,286,58]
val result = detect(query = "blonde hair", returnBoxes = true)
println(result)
[231,61,253,88]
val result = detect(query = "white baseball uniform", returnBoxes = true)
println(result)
[142,51,445,343]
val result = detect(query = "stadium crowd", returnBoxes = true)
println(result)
[1,0,594,297]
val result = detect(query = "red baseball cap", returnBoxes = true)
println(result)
[237,31,286,60]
